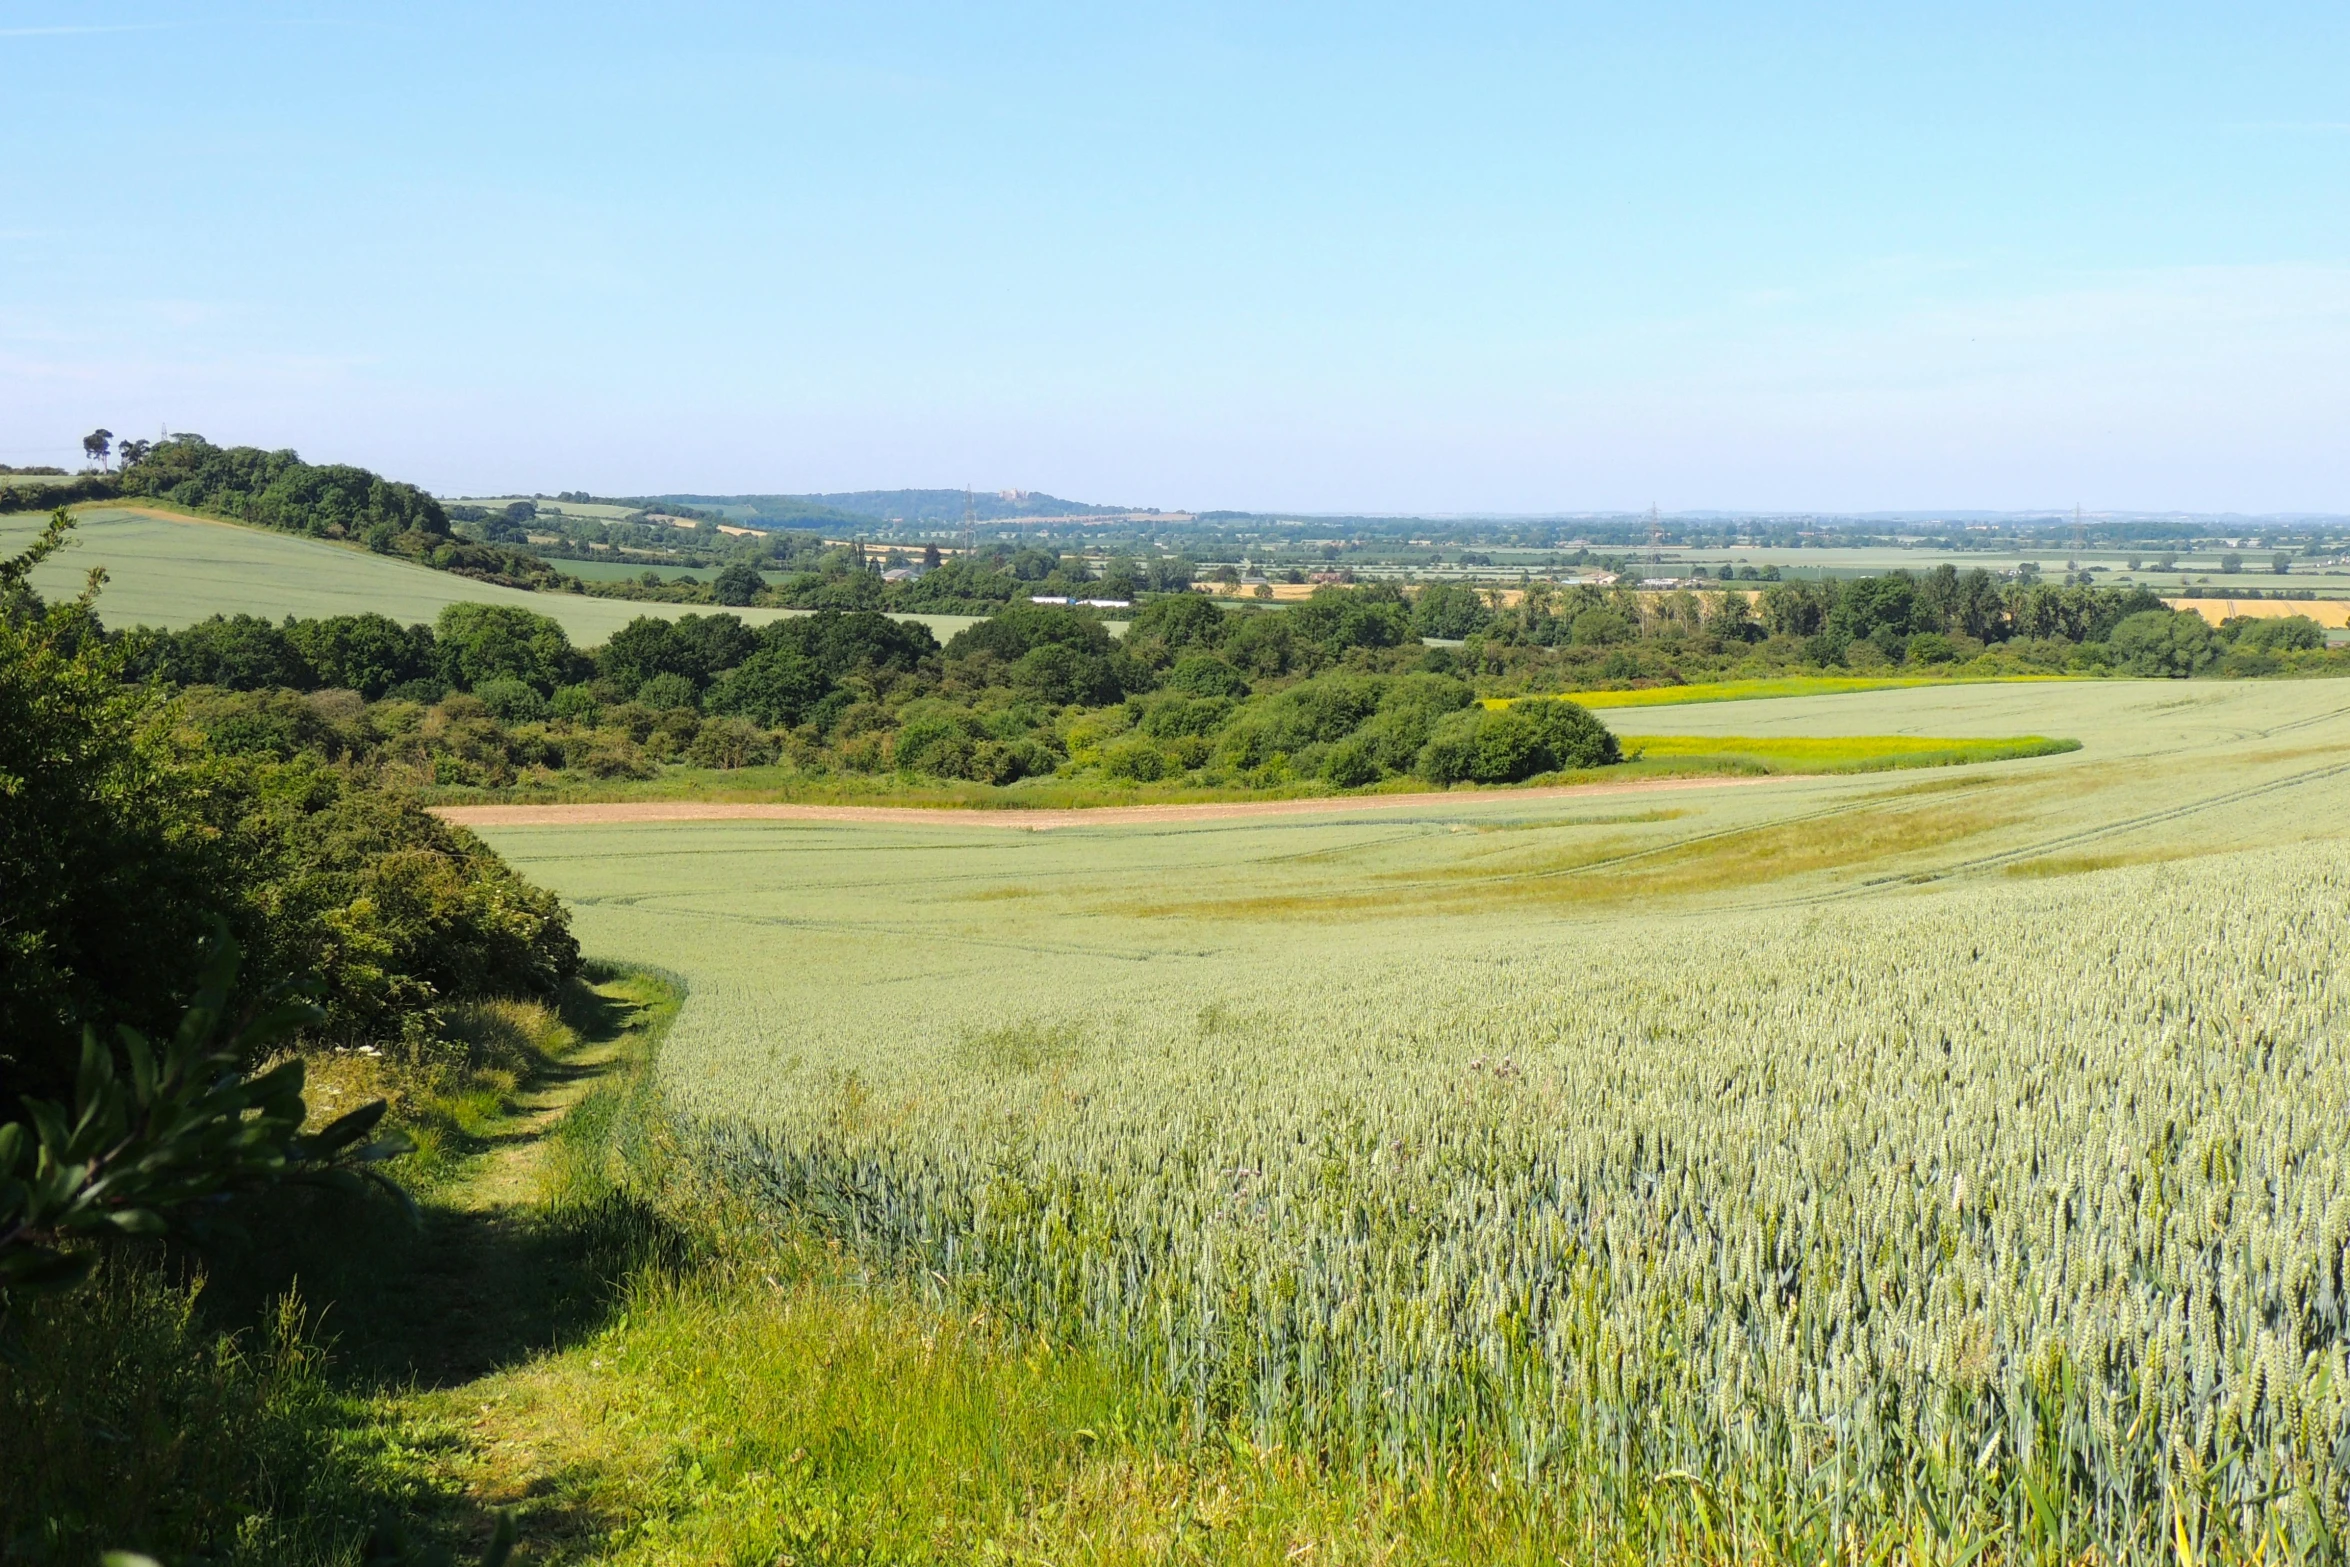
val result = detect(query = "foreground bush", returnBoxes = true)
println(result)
[1,543,576,1102]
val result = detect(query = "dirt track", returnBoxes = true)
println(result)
[430,773,1789,833]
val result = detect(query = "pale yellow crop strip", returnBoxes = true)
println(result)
[1484,674,2083,710]
[1622,733,2081,771]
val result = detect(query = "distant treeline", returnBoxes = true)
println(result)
[660,489,1134,525]
[1442,569,2326,680]
[120,593,1621,792]
[119,437,449,539]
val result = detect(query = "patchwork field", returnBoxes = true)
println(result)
[0,505,985,642]
[474,678,2350,1557]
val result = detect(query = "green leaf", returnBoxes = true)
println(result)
[0,1248,95,1294]
[481,1510,519,1567]
[0,920,410,1309]
[119,1024,158,1102]
[25,1099,70,1152]
[310,1099,390,1153]
[76,1027,115,1106]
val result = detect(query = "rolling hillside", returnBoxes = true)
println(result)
[0,505,985,643]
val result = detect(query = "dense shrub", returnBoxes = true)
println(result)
[472,676,550,722]
[1288,584,1412,652]
[762,608,938,682]
[2109,609,2218,678]
[1123,592,1230,653]
[1409,583,1494,640]
[432,602,585,693]
[1164,655,1251,698]
[711,560,767,605]
[0,575,576,1103]
[945,603,1114,665]
[1417,698,1618,785]
[2229,614,2325,654]
[1012,641,1121,705]
[706,647,832,727]
[1,598,236,1101]
[283,612,437,697]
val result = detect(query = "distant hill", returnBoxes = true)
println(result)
[652,490,1137,529]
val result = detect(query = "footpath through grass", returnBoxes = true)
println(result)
[5,967,1627,1565]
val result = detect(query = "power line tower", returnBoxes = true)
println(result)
[1648,503,1664,567]
[2070,503,2086,579]
[961,486,977,557]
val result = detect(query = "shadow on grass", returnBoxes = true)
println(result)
[195,968,696,1390]
[201,1184,698,1389]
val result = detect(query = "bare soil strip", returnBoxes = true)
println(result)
[431,773,1793,833]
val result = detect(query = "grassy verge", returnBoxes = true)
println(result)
[0,969,675,1564]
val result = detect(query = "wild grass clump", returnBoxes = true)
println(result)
[0,1261,367,1566]
[438,993,577,1080]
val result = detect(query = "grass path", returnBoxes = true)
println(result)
[454,1030,631,1212]
[175,971,695,1561]
[367,976,682,1554]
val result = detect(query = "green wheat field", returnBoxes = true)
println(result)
[473,678,2350,1560]
[0,505,988,642]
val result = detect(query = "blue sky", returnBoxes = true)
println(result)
[4,2,2346,512]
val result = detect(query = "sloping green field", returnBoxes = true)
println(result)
[0,505,986,643]
[471,678,2350,1552]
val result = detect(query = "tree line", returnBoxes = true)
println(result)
[47,560,2349,803]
